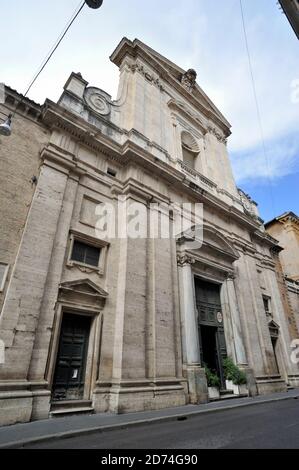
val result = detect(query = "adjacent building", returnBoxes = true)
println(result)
[278,0,299,40]
[0,38,298,426]
[265,212,299,335]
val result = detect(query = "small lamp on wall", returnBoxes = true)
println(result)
[0,114,12,136]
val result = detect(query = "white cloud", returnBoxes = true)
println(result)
[1,0,298,184]
[231,133,299,183]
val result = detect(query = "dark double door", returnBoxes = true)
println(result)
[52,313,91,402]
[195,279,227,388]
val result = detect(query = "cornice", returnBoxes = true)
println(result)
[252,229,280,249]
[40,144,86,177]
[110,39,231,137]
[184,249,234,275]
[41,101,262,234]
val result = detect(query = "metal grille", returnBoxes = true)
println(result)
[71,240,100,267]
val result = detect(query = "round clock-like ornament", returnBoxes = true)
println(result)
[217,312,223,324]
[85,0,103,9]
[84,88,111,116]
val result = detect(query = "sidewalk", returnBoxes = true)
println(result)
[0,389,299,448]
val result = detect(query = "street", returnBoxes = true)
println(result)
[24,398,299,449]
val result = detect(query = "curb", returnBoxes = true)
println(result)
[1,393,299,449]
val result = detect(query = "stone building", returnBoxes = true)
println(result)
[0,38,299,426]
[265,212,299,335]
[278,0,299,40]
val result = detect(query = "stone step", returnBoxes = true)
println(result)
[209,393,248,402]
[51,400,92,411]
[220,389,234,395]
[50,406,94,418]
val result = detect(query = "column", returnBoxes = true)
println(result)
[177,254,208,403]
[225,275,247,365]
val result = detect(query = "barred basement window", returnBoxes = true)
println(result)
[0,263,9,292]
[71,240,101,267]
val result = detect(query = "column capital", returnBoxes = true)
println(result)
[226,271,236,281]
[177,253,196,267]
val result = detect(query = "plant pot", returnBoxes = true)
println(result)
[226,380,234,392]
[226,380,248,396]
[208,386,220,399]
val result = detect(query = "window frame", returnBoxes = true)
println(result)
[0,263,9,292]
[262,295,272,317]
[67,231,108,275]
[182,144,197,170]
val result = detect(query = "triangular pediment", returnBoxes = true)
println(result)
[268,320,280,330]
[178,225,239,261]
[110,37,231,133]
[60,279,108,298]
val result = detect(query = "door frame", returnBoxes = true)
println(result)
[193,275,228,388]
[46,304,103,403]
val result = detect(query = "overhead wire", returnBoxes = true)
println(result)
[12,0,86,117]
[239,0,276,218]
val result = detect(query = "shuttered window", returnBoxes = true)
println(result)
[71,241,100,267]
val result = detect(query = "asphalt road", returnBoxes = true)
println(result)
[25,398,299,449]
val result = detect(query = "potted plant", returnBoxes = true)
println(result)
[204,365,221,399]
[223,357,248,396]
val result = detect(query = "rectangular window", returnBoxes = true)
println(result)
[0,263,9,292]
[263,296,271,316]
[71,240,101,267]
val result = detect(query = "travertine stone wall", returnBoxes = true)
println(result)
[0,38,297,425]
[0,163,69,379]
[0,109,49,311]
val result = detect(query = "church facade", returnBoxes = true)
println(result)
[0,38,298,426]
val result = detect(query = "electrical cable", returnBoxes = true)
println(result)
[239,0,276,218]
[12,0,86,117]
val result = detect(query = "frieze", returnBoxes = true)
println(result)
[207,125,227,144]
[177,254,196,267]
[128,63,164,91]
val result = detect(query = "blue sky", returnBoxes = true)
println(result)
[1,0,298,222]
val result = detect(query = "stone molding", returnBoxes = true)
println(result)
[127,62,165,91]
[84,87,111,116]
[207,125,227,144]
[177,254,196,267]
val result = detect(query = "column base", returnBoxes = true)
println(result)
[0,390,33,426]
[287,375,299,388]
[0,381,51,426]
[256,376,287,395]
[93,380,187,414]
[239,366,258,397]
[31,390,51,421]
[186,365,208,404]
